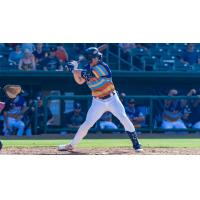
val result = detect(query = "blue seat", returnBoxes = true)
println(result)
[131,48,149,57]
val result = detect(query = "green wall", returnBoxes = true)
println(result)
[1,71,200,95]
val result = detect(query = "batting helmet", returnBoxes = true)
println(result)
[84,47,102,62]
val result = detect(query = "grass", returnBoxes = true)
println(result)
[1,138,200,148]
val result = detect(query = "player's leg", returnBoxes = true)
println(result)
[3,117,14,136]
[108,94,143,152]
[14,120,25,136]
[174,119,187,129]
[161,120,173,129]
[193,121,200,129]
[99,121,118,130]
[58,98,106,151]
[173,119,187,134]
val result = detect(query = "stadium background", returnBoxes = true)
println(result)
[1,43,200,135]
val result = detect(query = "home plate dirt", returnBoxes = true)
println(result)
[1,147,200,155]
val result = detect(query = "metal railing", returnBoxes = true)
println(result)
[105,44,141,71]
[41,95,200,134]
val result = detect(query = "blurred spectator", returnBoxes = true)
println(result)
[18,49,36,70]
[180,43,200,65]
[33,43,48,70]
[42,47,63,71]
[135,43,148,51]
[119,43,136,53]
[21,43,35,53]
[8,45,23,68]
[125,99,145,128]
[161,89,187,130]
[99,112,118,130]
[188,100,200,129]
[55,44,69,64]
[21,99,35,135]
[35,96,54,133]
[65,102,85,129]
[182,89,200,130]
[2,94,31,136]
[119,92,128,106]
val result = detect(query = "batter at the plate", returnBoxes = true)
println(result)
[58,47,143,152]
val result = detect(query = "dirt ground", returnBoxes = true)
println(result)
[1,147,200,155]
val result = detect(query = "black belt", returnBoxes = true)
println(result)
[95,92,115,100]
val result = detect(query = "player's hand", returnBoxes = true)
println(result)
[81,70,91,81]
[70,61,78,70]
[65,62,74,72]
[190,89,196,95]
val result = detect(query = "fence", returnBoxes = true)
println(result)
[41,95,200,134]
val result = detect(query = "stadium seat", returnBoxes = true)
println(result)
[156,43,174,50]
[130,47,149,57]
[192,63,200,71]
[174,43,187,50]
[161,54,176,63]
[149,47,166,58]
[141,56,157,71]
[167,47,183,58]
[154,62,174,71]
[174,61,192,71]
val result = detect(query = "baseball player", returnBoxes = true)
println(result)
[58,47,143,152]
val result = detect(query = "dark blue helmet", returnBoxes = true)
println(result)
[84,47,102,62]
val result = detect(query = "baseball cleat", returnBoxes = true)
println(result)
[58,144,74,151]
[135,147,144,153]
[133,143,144,153]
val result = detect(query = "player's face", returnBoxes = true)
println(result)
[129,102,135,108]
[74,108,81,114]
[37,43,43,49]
[38,100,43,107]
[90,58,99,66]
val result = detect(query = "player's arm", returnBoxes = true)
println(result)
[66,61,86,85]
[73,70,86,85]
[133,113,145,123]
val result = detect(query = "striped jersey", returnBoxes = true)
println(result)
[84,62,115,98]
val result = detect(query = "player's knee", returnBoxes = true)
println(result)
[119,113,129,122]
[18,122,25,129]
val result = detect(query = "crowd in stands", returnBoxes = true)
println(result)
[1,43,200,71]
[119,43,200,71]
[0,43,69,71]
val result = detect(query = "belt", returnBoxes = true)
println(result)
[95,92,115,100]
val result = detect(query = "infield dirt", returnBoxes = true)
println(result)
[1,147,200,155]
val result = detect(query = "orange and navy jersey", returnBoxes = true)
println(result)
[85,62,115,98]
